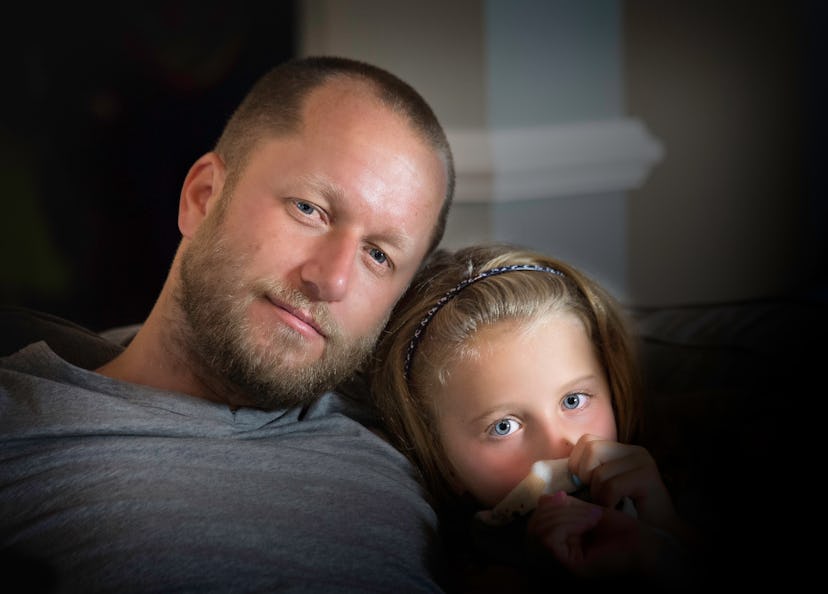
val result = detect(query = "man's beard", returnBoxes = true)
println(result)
[176,200,385,410]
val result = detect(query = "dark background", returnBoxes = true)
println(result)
[1,2,296,331]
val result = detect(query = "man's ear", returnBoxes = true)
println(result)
[178,152,226,239]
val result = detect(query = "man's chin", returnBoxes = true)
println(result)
[254,339,325,375]
[231,347,339,405]
[229,320,374,408]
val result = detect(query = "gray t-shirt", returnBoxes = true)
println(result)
[0,342,444,593]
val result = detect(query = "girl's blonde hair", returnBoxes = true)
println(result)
[369,243,642,508]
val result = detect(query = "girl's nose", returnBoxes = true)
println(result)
[533,426,575,462]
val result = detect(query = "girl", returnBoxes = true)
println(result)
[369,243,694,591]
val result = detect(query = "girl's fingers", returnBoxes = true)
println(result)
[528,492,604,567]
[567,438,676,523]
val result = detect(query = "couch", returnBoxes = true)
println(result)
[2,297,824,585]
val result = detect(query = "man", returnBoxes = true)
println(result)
[1,56,455,592]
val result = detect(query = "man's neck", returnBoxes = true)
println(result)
[96,294,248,408]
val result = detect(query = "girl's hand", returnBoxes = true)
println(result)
[528,491,654,577]
[567,435,685,538]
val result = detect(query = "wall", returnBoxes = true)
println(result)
[1,3,296,330]
[300,0,823,307]
[484,0,631,301]
[6,1,817,329]
[299,0,660,303]
[625,1,823,305]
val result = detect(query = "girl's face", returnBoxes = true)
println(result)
[433,311,617,508]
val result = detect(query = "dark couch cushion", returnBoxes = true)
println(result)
[0,306,125,370]
[627,297,826,551]
[631,297,823,393]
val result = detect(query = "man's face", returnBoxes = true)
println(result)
[178,81,447,409]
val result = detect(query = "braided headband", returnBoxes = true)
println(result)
[403,264,564,380]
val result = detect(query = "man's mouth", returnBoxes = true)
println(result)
[266,295,326,338]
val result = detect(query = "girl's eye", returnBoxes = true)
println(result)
[488,418,521,437]
[562,392,589,410]
[368,247,388,266]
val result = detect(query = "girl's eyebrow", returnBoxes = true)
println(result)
[559,373,602,391]
[467,403,520,426]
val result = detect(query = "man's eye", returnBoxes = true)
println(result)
[488,418,520,437]
[295,200,316,216]
[368,247,388,265]
[562,393,588,410]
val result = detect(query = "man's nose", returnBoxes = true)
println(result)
[299,232,359,302]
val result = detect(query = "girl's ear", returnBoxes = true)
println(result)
[178,152,226,238]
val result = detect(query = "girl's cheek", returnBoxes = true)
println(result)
[466,450,533,508]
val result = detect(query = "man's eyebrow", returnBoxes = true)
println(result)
[376,228,410,254]
[299,173,414,254]
[300,173,344,203]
